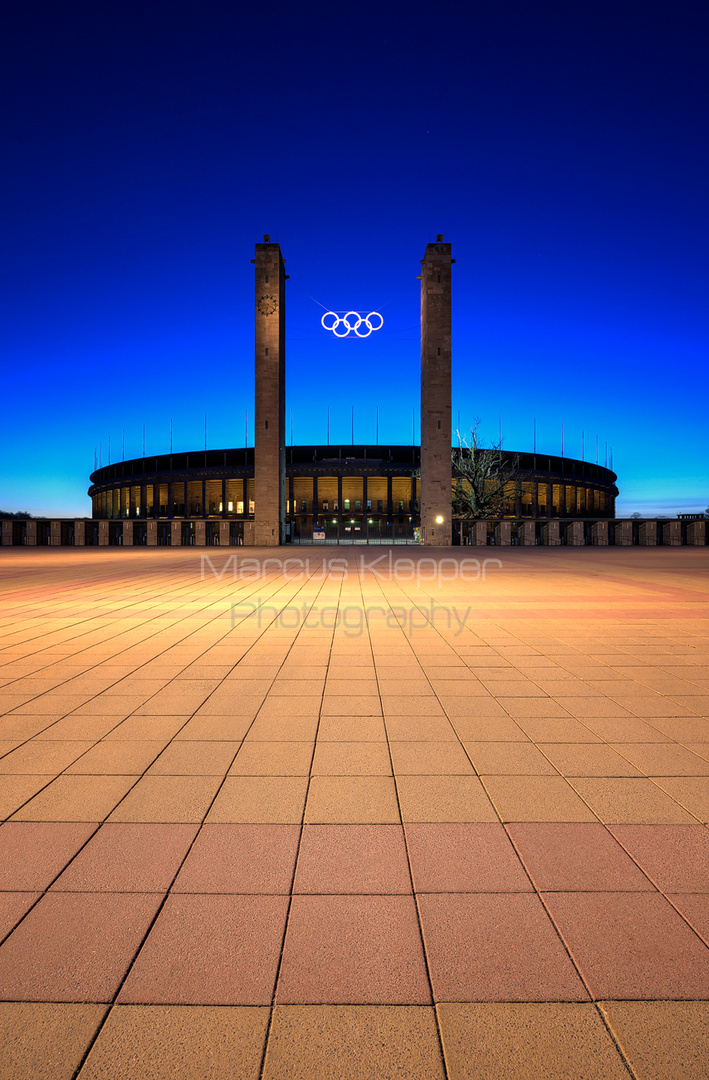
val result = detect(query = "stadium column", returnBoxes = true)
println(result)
[420,236,453,546]
[251,236,286,546]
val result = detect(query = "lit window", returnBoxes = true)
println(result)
[249,500,255,513]
[344,499,350,510]
[228,502,233,512]
[237,501,244,515]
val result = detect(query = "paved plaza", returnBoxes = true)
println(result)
[1,545,709,1078]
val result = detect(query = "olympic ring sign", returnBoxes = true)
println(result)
[321,311,384,338]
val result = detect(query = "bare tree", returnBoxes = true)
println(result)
[451,421,522,520]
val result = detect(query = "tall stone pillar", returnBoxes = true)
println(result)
[251,236,286,546]
[420,236,453,546]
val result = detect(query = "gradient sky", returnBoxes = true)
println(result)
[1,0,707,517]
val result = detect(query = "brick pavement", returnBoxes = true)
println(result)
[0,546,708,1078]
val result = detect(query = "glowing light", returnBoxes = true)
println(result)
[321,311,384,338]
[435,515,444,524]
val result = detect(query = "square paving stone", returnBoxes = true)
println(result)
[294,824,411,894]
[389,741,473,775]
[609,824,709,891]
[316,716,388,742]
[0,822,96,889]
[543,891,709,999]
[0,1002,107,1080]
[397,776,498,823]
[276,895,431,1004]
[465,742,557,775]
[107,775,222,823]
[78,1004,269,1080]
[568,778,698,824]
[506,823,653,891]
[245,714,319,741]
[105,716,191,741]
[437,1002,631,1080]
[439,700,508,719]
[0,716,56,740]
[552,697,635,719]
[0,892,162,1001]
[207,777,308,823]
[263,1005,446,1079]
[613,743,709,776]
[173,824,300,893]
[405,823,531,892]
[310,742,391,775]
[230,741,314,775]
[579,716,670,742]
[147,741,240,775]
[305,776,400,824]
[118,894,288,1005]
[0,892,40,941]
[513,717,601,742]
[497,699,573,719]
[651,777,709,822]
[482,776,597,822]
[167,715,253,741]
[65,740,166,774]
[417,893,588,1002]
[449,716,530,741]
[10,775,138,822]
[667,894,709,943]
[648,717,709,740]
[51,823,198,892]
[538,743,642,777]
[385,716,459,741]
[600,1001,709,1080]
[0,740,95,774]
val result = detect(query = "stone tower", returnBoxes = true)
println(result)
[420,236,453,546]
[251,236,286,546]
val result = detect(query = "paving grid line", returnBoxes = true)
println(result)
[0,555,335,809]
[0,560,335,947]
[255,563,342,1079]
[65,561,337,1077]
[0,552,704,1075]
[356,557,448,1075]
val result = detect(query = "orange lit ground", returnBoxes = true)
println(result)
[1,545,709,1078]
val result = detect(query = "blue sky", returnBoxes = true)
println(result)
[1,0,707,517]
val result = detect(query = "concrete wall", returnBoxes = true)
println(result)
[2,518,706,549]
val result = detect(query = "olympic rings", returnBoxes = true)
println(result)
[321,310,384,338]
